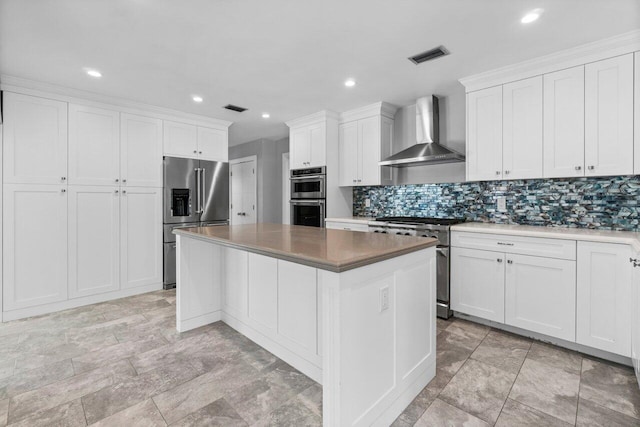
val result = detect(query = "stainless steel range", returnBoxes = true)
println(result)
[370,216,465,319]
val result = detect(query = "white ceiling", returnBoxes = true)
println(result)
[1,0,638,146]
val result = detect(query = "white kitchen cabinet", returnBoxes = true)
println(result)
[584,54,634,176]
[632,254,640,385]
[163,120,198,158]
[2,92,68,185]
[339,121,358,186]
[290,123,325,169]
[120,113,163,187]
[635,53,640,175]
[3,184,68,310]
[502,76,543,179]
[451,247,505,322]
[576,241,632,356]
[247,253,278,332]
[120,186,162,289]
[325,220,369,232]
[197,126,228,162]
[466,86,503,181]
[68,186,120,298]
[543,66,585,178]
[68,104,120,186]
[505,254,576,341]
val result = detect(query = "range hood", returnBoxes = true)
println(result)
[379,95,465,167]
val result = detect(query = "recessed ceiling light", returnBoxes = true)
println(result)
[192,95,203,103]
[344,79,356,87]
[86,69,102,78]
[521,8,543,24]
[262,113,270,119]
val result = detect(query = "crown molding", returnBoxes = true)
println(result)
[0,74,232,129]
[459,29,640,93]
[339,101,398,123]
[285,110,340,128]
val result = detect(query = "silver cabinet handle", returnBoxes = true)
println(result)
[357,179,362,182]
[61,176,66,181]
[497,242,514,246]
[495,171,500,175]
[497,258,503,263]
[122,179,127,183]
[588,165,595,171]
[199,151,202,154]
[504,170,510,175]
[575,166,582,171]
[352,179,356,183]
[61,189,66,193]
[122,190,127,194]
[115,190,119,194]
[507,259,513,264]
[193,150,197,154]
[630,258,640,267]
[115,178,119,183]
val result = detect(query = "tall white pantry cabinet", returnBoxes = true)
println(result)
[0,88,230,320]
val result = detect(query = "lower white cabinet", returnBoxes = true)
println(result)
[68,186,120,298]
[577,242,632,356]
[325,220,369,232]
[632,254,640,384]
[3,184,68,310]
[120,187,162,289]
[505,254,576,342]
[451,247,505,322]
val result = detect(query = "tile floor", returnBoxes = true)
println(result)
[0,290,638,426]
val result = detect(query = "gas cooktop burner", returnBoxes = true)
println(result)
[375,217,465,226]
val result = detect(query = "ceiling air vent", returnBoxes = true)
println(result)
[408,46,449,65]
[223,104,248,112]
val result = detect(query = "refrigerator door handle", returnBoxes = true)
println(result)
[201,167,206,214]
[195,168,203,214]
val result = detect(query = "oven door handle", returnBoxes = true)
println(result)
[290,175,325,180]
[289,199,325,205]
[436,247,448,257]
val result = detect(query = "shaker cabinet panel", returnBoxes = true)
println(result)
[466,86,503,181]
[359,116,381,186]
[502,76,543,179]
[339,121,358,186]
[68,104,120,186]
[584,54,634,177]
[68,186,120,298]
[163,121,198,158]
[2,92,68,185]
[197,126,228,162]
[635,53,640,175]
[577,241,632,356]
[3,184,68,310]
[290,128,312,169]
[120,113,163,187]
[543,66,585,178]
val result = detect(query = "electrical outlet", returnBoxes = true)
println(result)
[497,196,507,212]
[365,198,371,207]
[380,286,389,312]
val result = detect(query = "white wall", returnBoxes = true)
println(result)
[391,88,467,185]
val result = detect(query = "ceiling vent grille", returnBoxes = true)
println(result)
[223,104,248,112]
[408,46,449,65]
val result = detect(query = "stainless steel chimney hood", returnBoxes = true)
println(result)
[379,95,465,167]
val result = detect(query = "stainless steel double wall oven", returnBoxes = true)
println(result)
[290,166,326,227]
[163,156,229,289]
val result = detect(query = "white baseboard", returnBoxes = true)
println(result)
[177,310,222,332]
[2,283,163,322]
[455,312,633,367]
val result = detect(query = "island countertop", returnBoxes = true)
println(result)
[173,223,437,272]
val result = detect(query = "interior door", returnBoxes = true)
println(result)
[230,160,256,225]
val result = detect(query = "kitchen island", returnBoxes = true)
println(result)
[173,223,437,427]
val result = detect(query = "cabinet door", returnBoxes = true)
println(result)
[248,253,278,332]
[197,127,228,162]
[290,128,310,169]
[120,187,162,289]
[339,121,358,186]
[308,123,326,167]
[68,104,120,186]
[3,92,68,185]
[163,121,198,158]
[503,76,543,179]
[543,66,585,178]
[120,114,162,187]
[68,186,120,298]
[632,256,640,383]
[467,86,503,181]
[585,54,634,176]
[359,116,381,186]
[451,247,505,322]
[635,53,640,175]
[3,184,68,310]
[577,242,632,356]
[505,254,576,341]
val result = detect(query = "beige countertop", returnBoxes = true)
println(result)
[174,223,437,272]
[452,222,640,252]
[325,217,377,225]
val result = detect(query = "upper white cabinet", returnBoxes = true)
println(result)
[543,66,585,178]
[290,123,326,169]
[577,241,632,356]
[635,53,640,175]
[2,92,68,185]
[3,184,68,310]
[502,76,543,179]
[584,54,634,176]
[466,86,503,181]
[68,104,120,186]
[163,121,228,162]
[338,103,395,187]
[120,113,163,187]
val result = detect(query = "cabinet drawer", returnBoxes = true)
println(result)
[325,221,368,232]
[451,231,576,260]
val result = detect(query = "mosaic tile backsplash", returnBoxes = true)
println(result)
[353,175,640,231]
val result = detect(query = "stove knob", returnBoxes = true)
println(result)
[373,230,379,233]
[404,233,411,236]
[381,231,387,234]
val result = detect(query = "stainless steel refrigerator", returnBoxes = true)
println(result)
[163,156,229,289]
